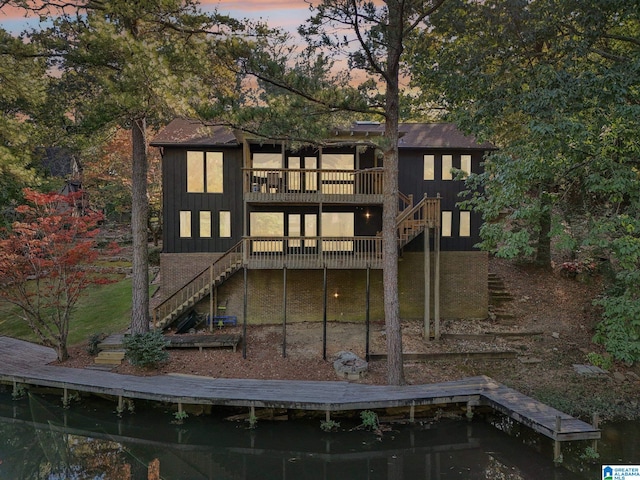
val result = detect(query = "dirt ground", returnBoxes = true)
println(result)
[62,257,640,420]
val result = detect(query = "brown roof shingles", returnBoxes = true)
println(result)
[150,118,238,147]
[151,119,493,150]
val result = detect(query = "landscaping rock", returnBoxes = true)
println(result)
[333,351,368,380]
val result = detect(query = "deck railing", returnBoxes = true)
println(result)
[243,168,384,197]
[243,236,383,269]
[397,197,441,247]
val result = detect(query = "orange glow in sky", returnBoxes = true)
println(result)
[1,0,311,32]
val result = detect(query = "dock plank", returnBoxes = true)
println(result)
[0,336,599,442]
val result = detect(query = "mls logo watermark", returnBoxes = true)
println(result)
[603,466,640,480]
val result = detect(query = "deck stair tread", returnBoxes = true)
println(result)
[0,336,599,443]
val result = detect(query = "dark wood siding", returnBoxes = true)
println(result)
[162,146,244,254]
[398,148,485,252]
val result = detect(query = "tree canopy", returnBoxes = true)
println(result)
[409,0,640,361]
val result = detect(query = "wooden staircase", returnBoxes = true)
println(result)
[153,241,243,330]
[397,194,440,249]
[93,334,126,367]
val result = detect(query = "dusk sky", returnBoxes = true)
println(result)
[1,0,312,33]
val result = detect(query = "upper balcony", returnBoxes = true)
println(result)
[243,168,384,204]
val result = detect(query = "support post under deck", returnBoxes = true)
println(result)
[365,266,370,362]
[282,266,287,358]
[323,266,327,361]
[424,225,430,339]
[243,266,248,359]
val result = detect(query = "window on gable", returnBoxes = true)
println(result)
[423,155,435,180]
[186,151,223,193]
[442,155,453,180]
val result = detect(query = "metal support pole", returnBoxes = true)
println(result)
[323,266,328,361]
[282,266,287,358]
[365,266,370,362]
[425,225,431,339]
[434,225,441,341]
[209,264,214,332]
[243,266,248,359]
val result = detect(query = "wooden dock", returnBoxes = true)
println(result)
[0,336,599,456]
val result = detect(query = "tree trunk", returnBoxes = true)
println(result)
[535,189,552,269]
[131,117,150,334]
[382,1,405,386]
[57,343,69,362]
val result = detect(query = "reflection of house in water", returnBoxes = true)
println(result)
[151,119,494,332]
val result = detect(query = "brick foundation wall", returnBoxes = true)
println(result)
[158,251,488,324]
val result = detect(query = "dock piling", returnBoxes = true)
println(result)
[554,416,562,463]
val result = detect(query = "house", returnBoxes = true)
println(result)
[150,119,492,334]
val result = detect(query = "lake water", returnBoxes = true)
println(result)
[0,392,637,479]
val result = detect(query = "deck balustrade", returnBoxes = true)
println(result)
[244,168,384,203]
[244,236,383,269]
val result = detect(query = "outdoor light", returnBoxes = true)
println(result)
[333,291,339,298]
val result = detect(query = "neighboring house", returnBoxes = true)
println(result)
[39,147,88,216]
[150,119,492,331]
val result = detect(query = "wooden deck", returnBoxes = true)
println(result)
[0,336,599,445]
[166,334,242,352]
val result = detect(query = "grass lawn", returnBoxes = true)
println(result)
[0,276,132,347]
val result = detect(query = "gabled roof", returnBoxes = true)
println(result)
[151,118,493,150]
[150,118,238,147]
[398,123,493,150]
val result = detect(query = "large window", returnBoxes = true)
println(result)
[187,151,223,193]
[423,155,435,180]
[321,212,354,251]
[253,153,282,193]
[250,212,283,252]
[321,153,354,194]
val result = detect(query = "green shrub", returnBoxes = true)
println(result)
[86,333,106,356]
[320,419,340,432]
[360,410,379,431]
[123,330,169,368]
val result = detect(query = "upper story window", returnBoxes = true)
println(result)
[321,153,354,170]
[187,151,223,193]
[253,152,282,169]
[442,155,453,180]
[460,155,472,177]
[423,155,435,180]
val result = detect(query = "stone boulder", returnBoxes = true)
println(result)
[333,351,368,380]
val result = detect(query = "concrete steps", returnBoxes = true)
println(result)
[488,273,516,323]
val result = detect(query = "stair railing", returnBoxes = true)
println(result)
[397,196,440,248]
[153,241,244,327]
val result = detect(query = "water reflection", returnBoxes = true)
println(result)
[0,392,617,479]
